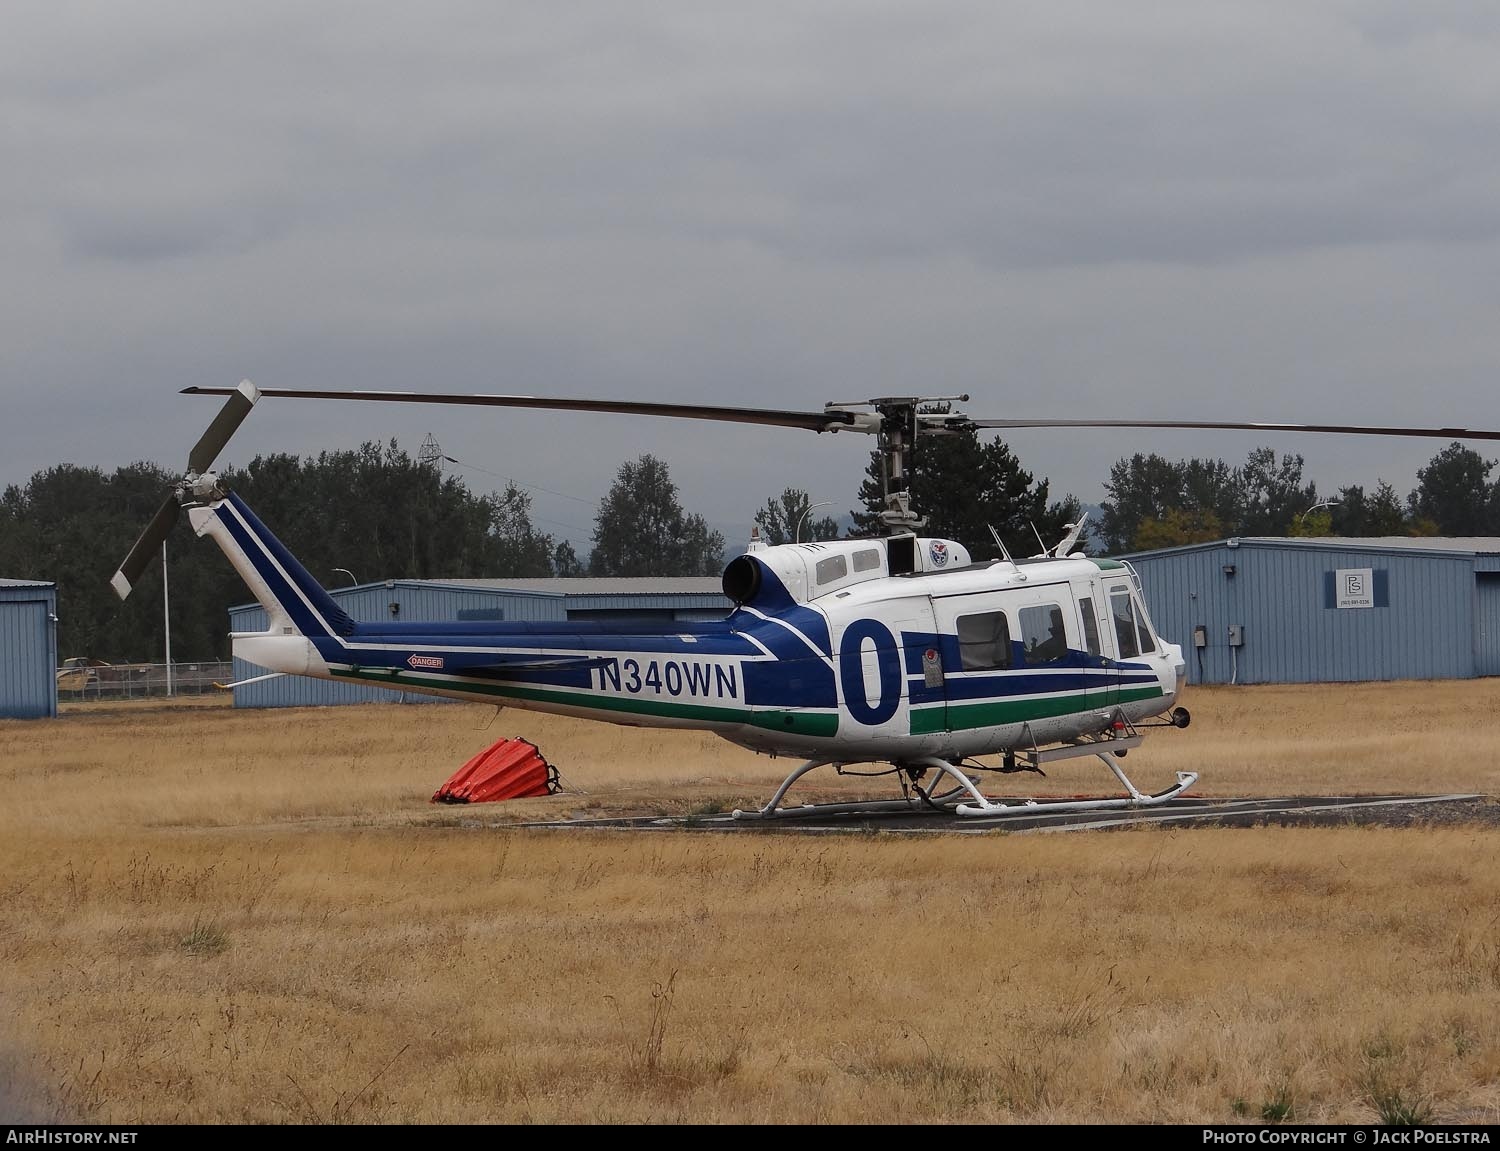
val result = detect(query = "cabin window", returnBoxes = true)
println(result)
[1019,604,1069,665]
[1078,597,1101,656]
[956,611,1012,671]
[1133,595,1157,654]
[815,554,848,584]
[1110,588,1140,659]
[852,548,881,573]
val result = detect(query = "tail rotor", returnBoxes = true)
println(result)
[110,379,260,600]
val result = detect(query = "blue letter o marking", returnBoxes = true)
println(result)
[839,619,901,726]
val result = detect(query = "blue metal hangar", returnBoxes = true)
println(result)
[1122,536,1500,685]
[0,578,58,719]
[228,577,732,708]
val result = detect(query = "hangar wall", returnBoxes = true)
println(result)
[0,579,58,719]
[1122,537,1500,685]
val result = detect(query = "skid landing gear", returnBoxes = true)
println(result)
[731,749,1198,822]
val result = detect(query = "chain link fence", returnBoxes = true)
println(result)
[55,660,234,701]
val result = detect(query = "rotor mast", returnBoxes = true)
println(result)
[825,394,971,534]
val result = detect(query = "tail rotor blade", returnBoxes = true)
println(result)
[188,379,260,475]
[111,493,180,601]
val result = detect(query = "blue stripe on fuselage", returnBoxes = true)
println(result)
[738,562,832,656]
[218,501,339,639]
[742,655,837,708]
[898,629,1159,705]
[729,568,837,707]
[225,494,356,635]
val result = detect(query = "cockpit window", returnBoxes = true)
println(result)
[1019,604,1069,666]
[1133,595,1157,654]
[1110,588,1140,659]
[815,554,848,584]
[1078,597,1102,656]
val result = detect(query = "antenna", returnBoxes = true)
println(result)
[987,525,1014,565]
[1028,520,1048,557]
[418,433,443,471]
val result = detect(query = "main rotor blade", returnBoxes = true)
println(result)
[181,387,860,434]
[961,417,1500,441]
[111,493,179,601]
[188,379,261,474]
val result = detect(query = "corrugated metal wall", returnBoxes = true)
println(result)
[1476,574,1500,677]
[0,584,58,719]
[1129,542,1479,685]
[229,581,732,708]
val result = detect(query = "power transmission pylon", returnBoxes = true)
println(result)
[418,433,443,472]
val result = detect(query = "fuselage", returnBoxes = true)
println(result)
[202,494,1184,764]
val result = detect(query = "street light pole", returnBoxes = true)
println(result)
[333,568,359,586]
[162,541,173,698]
[1297,499,1340,524]
[794,501,834,543]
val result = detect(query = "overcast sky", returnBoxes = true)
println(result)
[5,1,1500,555]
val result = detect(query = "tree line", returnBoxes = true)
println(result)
[3,428,1493,662]
[1099,441,1500,552]
[0,442,726,663]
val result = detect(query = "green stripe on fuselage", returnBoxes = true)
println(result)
[329,667,838,737]
[909,684,1164,735]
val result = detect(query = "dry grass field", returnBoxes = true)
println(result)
[2,682,1499,1124]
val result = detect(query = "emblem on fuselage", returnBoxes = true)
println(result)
[929,541,948,567]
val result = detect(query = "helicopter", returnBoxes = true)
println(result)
[111,382,1500,819]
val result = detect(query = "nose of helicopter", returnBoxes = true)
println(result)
[1162,641,1187,707]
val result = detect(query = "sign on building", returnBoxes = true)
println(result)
[1335,567,1375,609]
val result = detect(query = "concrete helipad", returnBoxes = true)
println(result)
[514,792,1489,835]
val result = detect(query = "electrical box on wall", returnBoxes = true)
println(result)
[1228,624,1244,647]
[1192,625,1207,649]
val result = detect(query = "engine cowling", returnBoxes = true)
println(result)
[722,536,971,609]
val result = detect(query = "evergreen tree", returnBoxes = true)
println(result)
[1238,448,1317,537]
[552,540,585,577]
[1410,442,1493,534]
[1101,447,1313,550]
[1332,482,1411,536]
[753,488,840,545]
[589,454,726,576]
[852,426,1078,558]
[1101,453,1242,552]
[0,441,555,661]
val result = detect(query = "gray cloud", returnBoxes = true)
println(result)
[4,2,1500,549]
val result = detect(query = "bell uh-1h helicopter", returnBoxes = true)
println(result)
[113,382,1500,820]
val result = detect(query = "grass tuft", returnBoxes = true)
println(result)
[178,916,229,956]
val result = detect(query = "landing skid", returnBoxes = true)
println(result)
[731,752,1198,822]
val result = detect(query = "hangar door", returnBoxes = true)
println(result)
[1477,574,1500,678]
[0,596,57,718]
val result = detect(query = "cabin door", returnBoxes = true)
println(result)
[1071,580,1118,710]
[930,582,1082,736]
